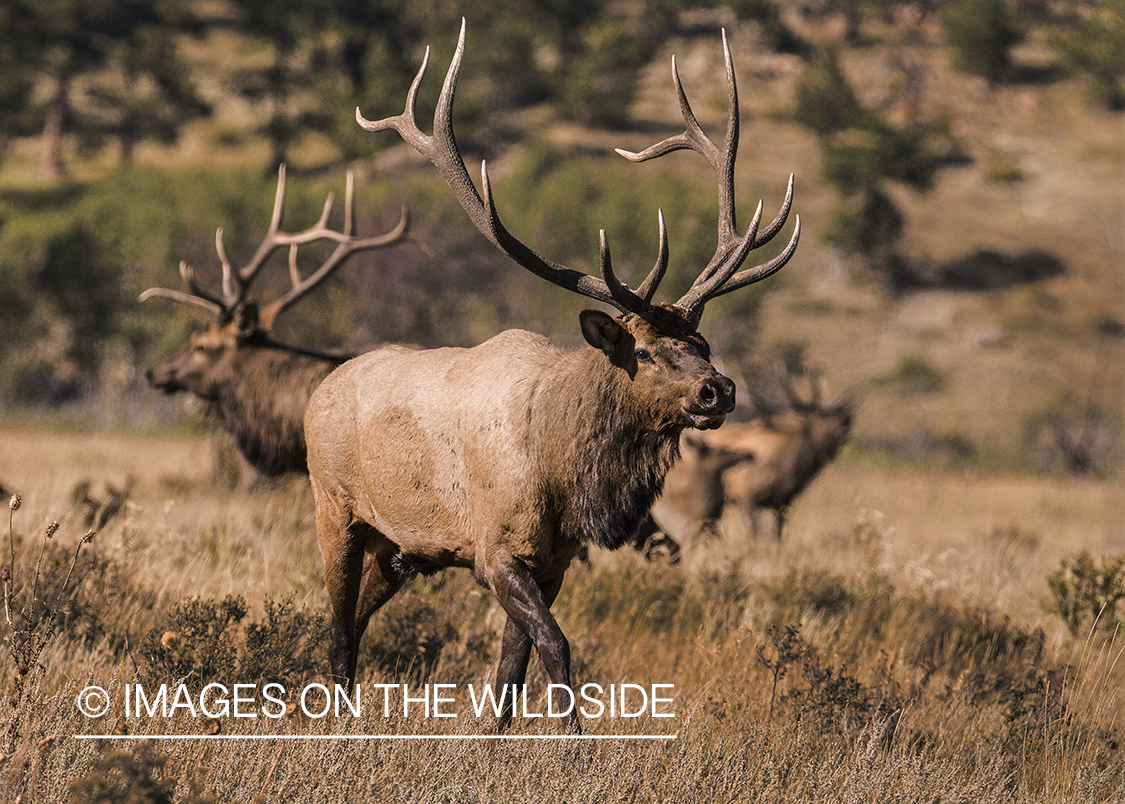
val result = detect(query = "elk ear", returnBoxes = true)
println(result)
[579,310,635,370]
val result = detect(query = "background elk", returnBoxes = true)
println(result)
[141,166,410,477]
[305,23,800,729]
[641,366,854,546]
[632,432,752,559]
[715,367,855,540]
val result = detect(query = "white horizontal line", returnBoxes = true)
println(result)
[75,733,677,741]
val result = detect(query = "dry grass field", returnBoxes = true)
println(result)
[2,6,1125,802]
[1,426,1122,802]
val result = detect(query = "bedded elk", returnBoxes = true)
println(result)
[305,23,800,728]
[141,166,410,476]
[713,368,854,540]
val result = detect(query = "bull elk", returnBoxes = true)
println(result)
[714,367,854,540]
[141,166,410,476]
[306,22,800,728]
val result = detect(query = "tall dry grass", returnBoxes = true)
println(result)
[0,427,1122,802]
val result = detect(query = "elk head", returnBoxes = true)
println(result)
[142,165,409,402]
[356,21,800,426]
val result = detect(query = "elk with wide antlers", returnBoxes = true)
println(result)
[141,166,410,476]
[306,22,799,729]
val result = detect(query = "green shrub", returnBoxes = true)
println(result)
[1055,0,1125,109]
[942,0,1024,84]
[1047,551,1125,636]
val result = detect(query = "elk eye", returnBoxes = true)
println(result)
[635,348,654,364]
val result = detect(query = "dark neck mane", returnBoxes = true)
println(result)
[532,349,681,550]
[213,346,341,476]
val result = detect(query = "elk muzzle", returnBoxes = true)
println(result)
[684,374,735,430]
[146,362,183,394]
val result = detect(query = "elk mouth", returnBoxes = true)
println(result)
[683,409,728,430]
[145,368,183,395]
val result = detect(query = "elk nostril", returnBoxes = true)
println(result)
[700,384,717,405]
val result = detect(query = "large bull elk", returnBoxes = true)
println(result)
[141,166,410,476]
[306,23,800,728]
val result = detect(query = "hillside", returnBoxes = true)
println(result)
[1,4,1122,476]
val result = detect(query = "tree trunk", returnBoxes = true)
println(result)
[38,78,70,181]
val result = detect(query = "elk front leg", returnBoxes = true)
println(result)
[488,567,576,730]
[494,574,564,731]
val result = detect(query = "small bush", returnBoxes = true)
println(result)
[881,354,946,395]
[1046,551,1125,636]
[139,594,329,689]
[1055,0,1125,109]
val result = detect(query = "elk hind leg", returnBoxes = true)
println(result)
[351,544,412,664]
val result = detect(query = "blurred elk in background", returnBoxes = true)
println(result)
[720,366,855,540]
[141,166,411,477]
[643,366,854,545]
[633,432,751,560]
[308,23,800,725]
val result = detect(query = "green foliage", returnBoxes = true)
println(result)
[794,48,937,284]
[880,353,946,394]
[139,593,330,690]
[66,741,218,804]
[942,0,1025,84]
[1047,550,1125,636]
[825,123,936,194]
[825,186,904,259]
[140,595,249,686]
[1055,0,1125,109]
[0,189,124,404]
[241,597,330,688]
[14,0,208,175]
[556,17,649,127]
[793,48,868,136]
[357,589,456,678]
[67,742,176,804]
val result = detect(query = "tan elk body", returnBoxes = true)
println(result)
[643,432,750,542]
[306,23,800,728]
[720,403,852,539]
[142,167,410,476]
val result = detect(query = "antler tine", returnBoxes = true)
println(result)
[178,260,227,310]
[138,284,224,316]
[677,200,762,315]
[257,172,411,329]
[635,210,669,303]
[142,164,411,329]
[698,213,800,302]
[616,31,740,276]
[357,19,662,321]
[617,30,799,322]
[236,164,295,290]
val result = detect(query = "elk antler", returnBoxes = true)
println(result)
[139,165,410,329]
[356,21,798,333]
[616,29,800,321]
